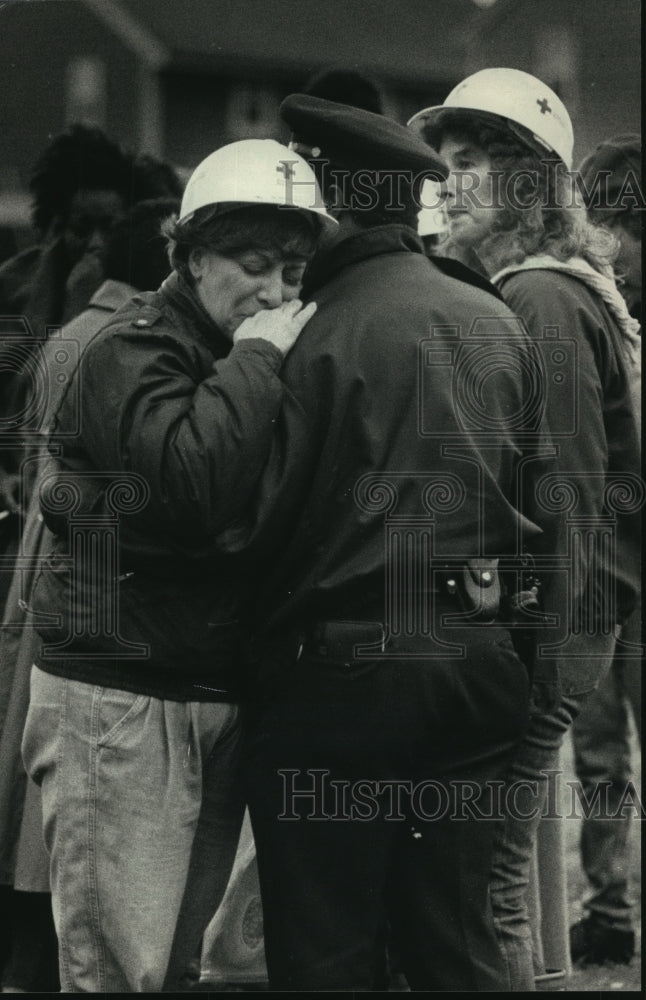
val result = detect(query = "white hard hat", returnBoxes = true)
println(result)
[417,178,449,238]
[178,138,337,233]
[407,68,574,169]
[418,205,449,239]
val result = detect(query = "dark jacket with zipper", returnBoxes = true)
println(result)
[31,272,285,701]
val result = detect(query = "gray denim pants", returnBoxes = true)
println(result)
[22,666,245,992]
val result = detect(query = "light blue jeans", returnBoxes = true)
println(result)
[489,634,616,991]
[21,666,245,993]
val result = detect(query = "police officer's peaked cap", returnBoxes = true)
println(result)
[280,94,448,179]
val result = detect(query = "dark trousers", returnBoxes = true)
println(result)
[0,887,60,992]
[244,623,531,990]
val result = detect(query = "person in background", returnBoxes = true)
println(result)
[409,68,641,990]
[568,134,642,966]
[0,125,131,331]
[0,124,183,381]
[302,66,384,115]
[0,126,128,605]
[0,125,183,600]
[0,196,179,994]
[579,135,642,321]
[20,139,334,993]
[417,176,450,253]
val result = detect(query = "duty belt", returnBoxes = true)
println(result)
[292,560,504,665]
[298,620,387,664]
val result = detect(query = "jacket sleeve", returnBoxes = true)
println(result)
[499,271,622,633]
[51,321,286,539]
[501,271,609,506]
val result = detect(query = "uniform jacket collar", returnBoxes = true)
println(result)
[302,224,424,297]
[88,279,137,313]
[160,270,231,354]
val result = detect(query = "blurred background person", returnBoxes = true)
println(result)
[416,177,450,255]
[302,66,384,115]
[0,125,132,332]
[0,196,179,994]
[0,125,131,605]
[579,135,642,321]
[0,126,183,606]
[568,134,642,967]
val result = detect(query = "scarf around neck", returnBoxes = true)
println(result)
[492,254,641,367]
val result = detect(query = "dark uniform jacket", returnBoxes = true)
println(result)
[230,225,558,637]
[31,272,285,701]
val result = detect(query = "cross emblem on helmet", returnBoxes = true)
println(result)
[276,160,296,180]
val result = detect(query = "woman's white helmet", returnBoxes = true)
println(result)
[407,68,574,169]
[177,138,337,232]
